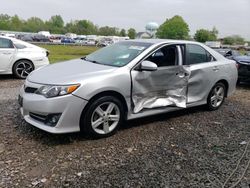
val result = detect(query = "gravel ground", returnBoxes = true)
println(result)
[0,75,249,188]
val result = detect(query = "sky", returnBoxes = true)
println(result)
[1,0,250,39]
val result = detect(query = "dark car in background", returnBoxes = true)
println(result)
[216,49,250,83]
[61,37,75,44]
[17,34,33,42]
[17,34,50,42]
[215,49,240,59]
[234,56,250,83]
[32,34,50,42]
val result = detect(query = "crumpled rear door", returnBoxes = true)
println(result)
[131,65,190,113]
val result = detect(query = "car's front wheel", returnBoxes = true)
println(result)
[13,60,34,79]
[207,82,226,111]
[81,96,124,138]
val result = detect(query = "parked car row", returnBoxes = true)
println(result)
[7,33,127,46]
[17,34,51,43]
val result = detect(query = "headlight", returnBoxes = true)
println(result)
[35,84,80,98]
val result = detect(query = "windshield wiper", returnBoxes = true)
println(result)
[82,57,102,64]
[81,57,118,67]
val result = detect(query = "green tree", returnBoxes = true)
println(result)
[46,15,64,34]
[98,26,120,36]
[10,15,23,31]
[211,26,219,36]
[49,15,64,28]
[75,20,97,35]
[23,17,45,32]
[156,15,189,39]
[128,28,136,39]
[65,20,98,35]
[120,29,126,37]
[223,35,245,45]
[0,14,11,30]
[194,28,218,42]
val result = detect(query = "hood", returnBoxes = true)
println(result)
[234,56,250,64]
[27,59,117,85]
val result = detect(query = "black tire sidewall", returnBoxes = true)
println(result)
[207,83,226,111]
[81,96,124,138]
[13,60,34,79]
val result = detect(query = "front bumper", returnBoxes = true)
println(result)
[19,82,88,134]
[33,57,50,70]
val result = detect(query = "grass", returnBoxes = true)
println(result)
[38,44,99,63]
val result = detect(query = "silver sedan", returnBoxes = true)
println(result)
[19,39,238,138]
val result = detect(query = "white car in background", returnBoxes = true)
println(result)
[0,36,49,79]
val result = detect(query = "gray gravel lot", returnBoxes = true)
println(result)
[0,75,249,188]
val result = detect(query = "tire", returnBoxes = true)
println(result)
[81,96,124,138]
[13,60,34,79]
[207,82,226,111]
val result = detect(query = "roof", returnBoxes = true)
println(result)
[128,39,203,45]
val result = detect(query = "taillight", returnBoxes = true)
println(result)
[235,63,240,69]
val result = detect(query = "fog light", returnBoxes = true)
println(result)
[46,114,61,126]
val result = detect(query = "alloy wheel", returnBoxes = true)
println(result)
[91,102,120,135]
[210,85,225,108]
[15,61,33,78]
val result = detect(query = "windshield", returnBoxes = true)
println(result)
[85,41,152,67]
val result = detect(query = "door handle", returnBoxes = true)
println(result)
[213,66,219,71]
[176,72,189,78]
[3,52,12,55]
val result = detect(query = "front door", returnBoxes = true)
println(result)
[131,44,190,113]
[0,38,16,73]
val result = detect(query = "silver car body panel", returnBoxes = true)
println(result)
[131,66,191,113]
[130,44,190,113]
[19,80,87,133]
[20,39,238,134]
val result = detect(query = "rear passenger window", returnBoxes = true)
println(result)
[186,44,215,65]
[0,38,14,48]
[14,43,27,49]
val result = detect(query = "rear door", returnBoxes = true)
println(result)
[131,44,190,113]
[0,38,16,72]
[183,44,219,103]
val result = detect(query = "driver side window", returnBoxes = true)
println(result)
[146,45,178,67]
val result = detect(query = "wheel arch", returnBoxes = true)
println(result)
[79,90,129,130]
[215,79,229,97]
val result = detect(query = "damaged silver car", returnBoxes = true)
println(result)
[19,39,238,138]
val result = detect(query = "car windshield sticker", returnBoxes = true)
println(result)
[129,46,145,51]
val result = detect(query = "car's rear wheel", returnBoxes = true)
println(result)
[13,60,34,79]
[81,96,124,138]
[207,82,226,111]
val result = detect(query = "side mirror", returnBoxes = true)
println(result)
[140,60,158,71]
